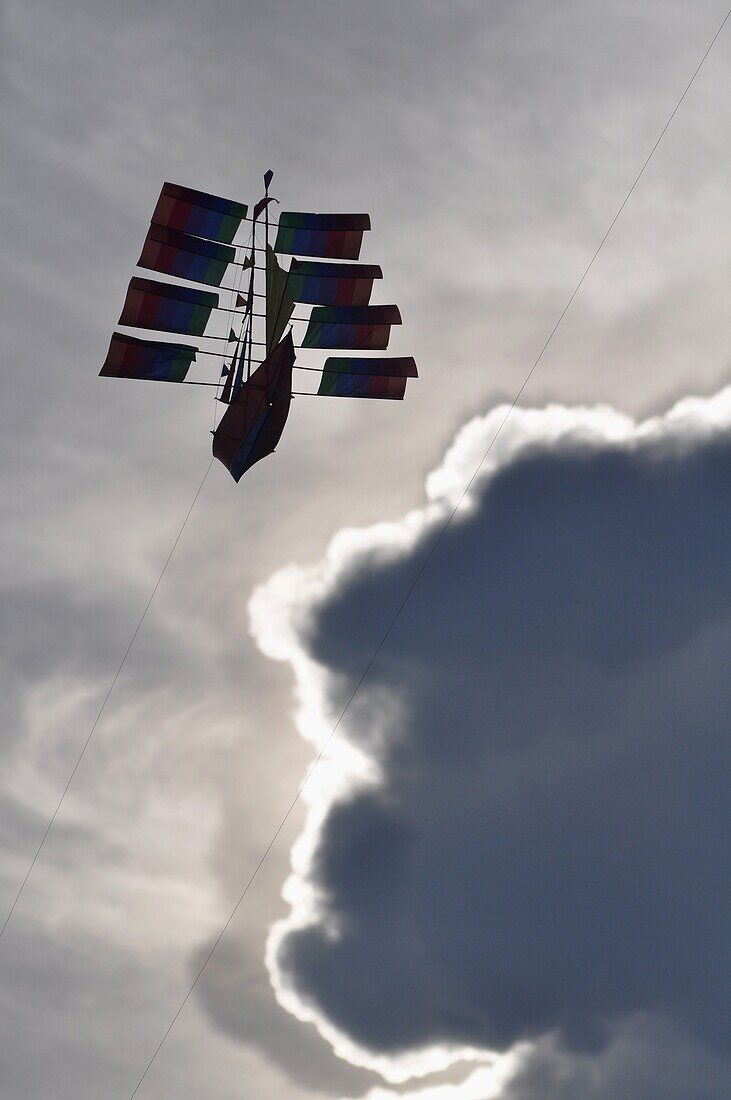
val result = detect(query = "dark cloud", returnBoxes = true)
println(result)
[263,400,731,1092]
[503,1017,731,1100]
[195,937,380,1096]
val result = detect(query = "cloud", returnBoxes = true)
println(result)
[195,936,381,1097]
[5,0,731,1094]
[249,385,731,1095]
[347,1016,731,1100]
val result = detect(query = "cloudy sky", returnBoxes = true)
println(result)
[3,1,731,1097]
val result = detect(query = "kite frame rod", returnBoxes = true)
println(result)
[118,330,301,348]
[118,329,394,351]
[210,211,370,229]
[152,258,378,278]
[190,347,409,375]
[120,376,324,396]
[223,253,379,275]
[137,262,380,298]
[162,206,369,230]
[135,270,380,301]
[152,300,313,323]
[150,244,369,269]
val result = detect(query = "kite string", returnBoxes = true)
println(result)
[124,4,731,1095]
[1,215,263,944]
[0,217,274,945]
[0,457,216,946]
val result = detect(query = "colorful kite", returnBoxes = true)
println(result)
[100,174,417,481]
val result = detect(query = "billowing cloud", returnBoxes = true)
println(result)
[250,386,731,1095]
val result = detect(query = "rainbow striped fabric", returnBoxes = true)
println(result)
[138,224,235,287]
[119,277,218,337]
[275,212,370,260]
[318,371,407,399]
[287,260,382,306]
[322,356,418,377]
[303,305,401,349]
[99,333,197,382]
[152,183,248,244]
[317,356,417,399]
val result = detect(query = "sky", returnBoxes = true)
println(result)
[2,1,731,1097]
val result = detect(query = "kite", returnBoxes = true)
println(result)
[100,175,418,481]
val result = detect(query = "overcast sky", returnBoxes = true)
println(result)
[2,1,731,1098]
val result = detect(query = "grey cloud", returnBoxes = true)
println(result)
[3,0,731,1096]
[0,571,209,766]
[504,1016,731,1100]
[268,411,731,1089]
[196,937,380,1097]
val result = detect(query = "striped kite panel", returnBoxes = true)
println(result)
[308,305,401,325]
[119,277,218,337]
[138,224,234,287]
[275,213,368,260]
[151,182,248,244]
[322,356,418,377]
[99,333,196,382]
[287,260,382,306]
[279,212,371,232]
[317,371,407,399]
[302,323,392,350]
[274,227,365,260]
[291,261,382,278]
[303,304,401,347]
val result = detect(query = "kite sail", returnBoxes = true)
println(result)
[100,333,197,382]
[318,356,417,399]
[100,174,417,481]
[274,212,369,260]
[137,224,236,287]
[119,277,218,337]
[302,305,401,349]
[213,332,295,481]
[287,260,381,306]
[151,183,248,243]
